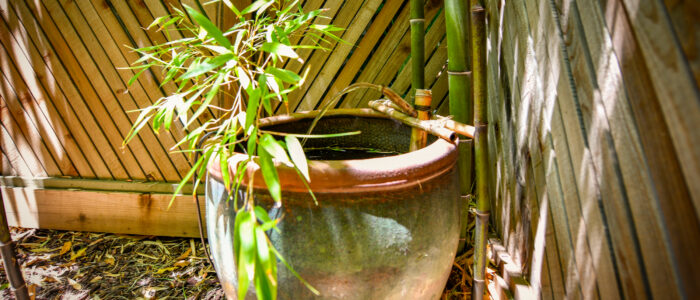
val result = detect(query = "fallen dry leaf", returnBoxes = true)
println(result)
[59,241,72,255]
[175,248,192,261]
[70,248,87,261]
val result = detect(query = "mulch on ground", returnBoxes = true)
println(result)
[0,224,481,299]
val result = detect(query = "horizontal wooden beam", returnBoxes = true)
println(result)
[1,177,207,237]
[0,176,204,194]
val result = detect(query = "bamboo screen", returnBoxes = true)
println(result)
[0,0,448,181]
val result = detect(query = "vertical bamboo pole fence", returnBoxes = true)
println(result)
[409,0,426,151]
[470,2,488,299]
[444,0,473,252]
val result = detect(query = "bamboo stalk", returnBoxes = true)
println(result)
[444,0,473,253]
[410,0,425,98]
[409,0,425,151]
[368,100,457,143]
[470,2,489,300]
[409,89,432,151]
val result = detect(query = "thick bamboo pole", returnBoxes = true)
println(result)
[444,0,473,253]
[409,89,433,151]
[409,0,426,151]
[410,0,425,97]
[470,2,489,299]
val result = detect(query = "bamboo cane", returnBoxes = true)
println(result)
[444,0,473,253]
[409,0,426,151]
[409,89,432,151]
[470,2,489,299]
[368,100,457,143]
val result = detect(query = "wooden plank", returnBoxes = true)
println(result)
[345,1,445,109]
[661,0,700,88]
[1,186,206,238]
[0,75,65,177]
[56,0,174,181]
[310,0,404,111]
[282,0,370,112]
[551,1,651,298]
[0,176,203,195]
[0,124,35,177]
[272,0,347,113]
[75,0,191,178]
[601,0,700,296]
[618,0,700,211]
[15,0,132,179]
[295,0,384,112]
[1,1,115,179]
[570,1,683,298]
[0,148,18,176]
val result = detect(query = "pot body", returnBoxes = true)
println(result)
[206,112,462,299]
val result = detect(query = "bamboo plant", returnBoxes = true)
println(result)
[444,0,473,253]
[471,1,489,299]
[123,1,341,298]
[409,0,426,151]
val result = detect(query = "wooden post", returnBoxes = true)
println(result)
[0,192,29,300]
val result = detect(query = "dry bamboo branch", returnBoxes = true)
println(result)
[368,100,457,143]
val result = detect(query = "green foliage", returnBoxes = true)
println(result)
[123,1,341,298]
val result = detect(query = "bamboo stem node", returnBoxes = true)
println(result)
[447,70,472,76]
[409,18,425,23]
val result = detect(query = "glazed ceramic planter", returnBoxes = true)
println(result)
[206,109,462,299]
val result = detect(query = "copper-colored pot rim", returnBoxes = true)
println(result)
[208,109,458,193]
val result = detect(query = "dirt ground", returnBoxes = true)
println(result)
[0,226,476,299]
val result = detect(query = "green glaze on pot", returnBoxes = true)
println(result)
[206,112,462,299]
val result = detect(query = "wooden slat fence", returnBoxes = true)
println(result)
[0,0,448,181]
[1,0,699,299]
[484,0,700,299]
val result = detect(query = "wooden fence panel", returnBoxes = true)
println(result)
[486,0,700,298]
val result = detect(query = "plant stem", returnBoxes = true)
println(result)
[471,2,489,300]
[445,0,474,253]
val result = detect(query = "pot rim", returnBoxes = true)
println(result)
[208,109,458,193]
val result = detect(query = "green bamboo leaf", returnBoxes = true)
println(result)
[258,147,281,203]
[260,134,292,166]
[245,87,260,131]
[180,54,235,80]
[254,225,276,300]
[247,127,258,156]
[184,5,232,49]
[220,148,230,191]
[265,67,301,84]
[241,0,273,15]
[236,211,256,299]
[285,136,309,181]
[261,42,299,60]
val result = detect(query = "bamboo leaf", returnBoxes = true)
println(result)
[184,5,232,49]
[266,67,301,84]
[260,134,292,166]
[236,211,256,299]
[180,54,234,80]
[254,225,276,300]
[285,136,309,181]
[262,42,299,60]
[258,147,281,203]
[241,0,274,15]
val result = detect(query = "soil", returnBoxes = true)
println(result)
[0,224,479,299]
